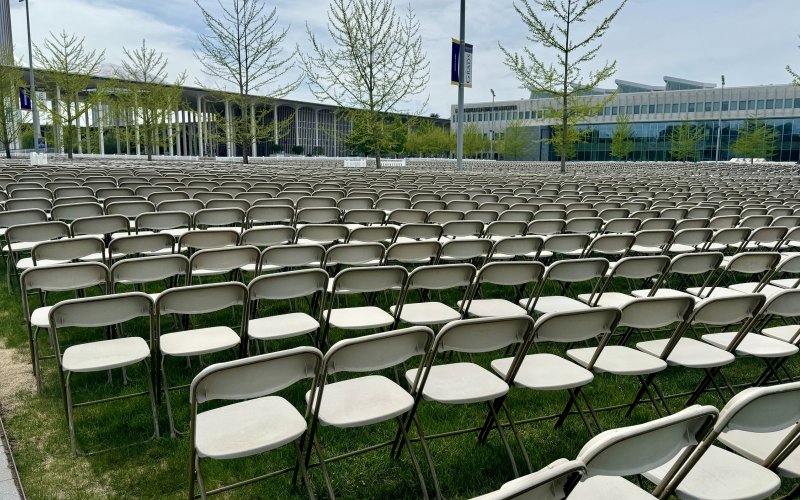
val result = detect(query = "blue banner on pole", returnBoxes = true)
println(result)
[19,87,31,110]
[450,39,473,88]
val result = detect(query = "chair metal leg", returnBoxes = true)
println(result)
[293,440,316,500]
[195,454,207,500]
[161,358,177,438]
[412,416,442,500]
[627,373,657,417]
[313,439,335,500]
[64,371,79,457]
[188,448,197,500]
[487,401,519,478]
[554,389,579,429]
[580,389,603,434]
[640,376,664,418]
[396,417,430,500]
[502,404,533,474]
[652,379,673,415]
[144,359,160,439]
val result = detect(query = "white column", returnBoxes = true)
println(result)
[295,106,300,153]
[251,103,257,157]
[97,105,104,155]
[168,111,174,156]
[55,85,63,153]
[273,104,279,148]
[197,96,204,157]
[174,108,181,156]
[314,108,319,154]
[224,100,232,157]
[76,100,83,155]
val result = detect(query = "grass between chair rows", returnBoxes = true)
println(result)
[0,266,798,499]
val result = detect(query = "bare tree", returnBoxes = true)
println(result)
[789,34,800,85]
[34,31,105,159]
[0,47,25,158]
[502,0,626,172]
[300,0,429,168]
[194,0,299,163]
[115,40,186,160]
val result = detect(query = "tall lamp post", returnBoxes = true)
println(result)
[715,74,725,163]
[489,88,495,160]
[20,0,41,151]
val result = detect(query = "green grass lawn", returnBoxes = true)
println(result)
[0,268,798,499]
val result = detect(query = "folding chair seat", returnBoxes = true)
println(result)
[568,405,720,499]
[637,294,765,404]
[309,327,435,499]
[320,266,407,346]
[492,309,621,440]
[20,262,110,393]
[687,252,780,299]
[408,316,535,482]
[579,256,670,308]
[156,282,249,436]
[188,347,322,498]
[391,264,475,326]
[246,269,328,350]
[188,245,260,282]
[5,221,71,287]
[576,296,694,416]
[525,258,609,315]
[459,261,545,318]
[644,385,794,500]
[49,293,159,456]
[259,243,325,273]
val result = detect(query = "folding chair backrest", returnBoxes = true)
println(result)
[136,211,191,232]
[759,288,800,318]
[324,326,434,374]
[189,246,260,273]
[71,215,129,237]
[473,460,585,500]
[406,263,476,290]
[240,226,295,247]
[576,405,718,478]
[32,236,105,263]
[248,268,328,301]
[7,221,70,246]
[691,293,766,327]
[348,225,397,243]
[435,315,535,354]
[716,381,800,435]
[544,258,609,283]
[331,265,407,294]
[440,239,493,261]
[194,207,245,227]
[157,199,204,215]
[543,233,590,254]
[51,203,104,221]
[260,243,325,269]
[111,254,188,286]
[110,233,175,257]
[618,296,695,329]
[192,347,322,405]
[179,230,239,250]
[20,262,108,298]
[476,261,546,286]
[157,281,248,315]
[609,256,670,280]
[724,252,780,274]
[534,307,621,344]
[667,252,724,275]
[324,243,385,267]
[49,292,152,331]
[0,209,48,229]
[384,241,441,263]
[490,236,543,259]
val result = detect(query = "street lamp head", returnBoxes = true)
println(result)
[490,88,495,97]
[721,75,725,86]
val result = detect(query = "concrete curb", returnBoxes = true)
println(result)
[0,411,23,500]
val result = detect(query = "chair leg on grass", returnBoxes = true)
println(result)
[64,371,80,457]
[627,373,657,417]
[580,390,603,434]
[412,416,442,500]
[161,359,177,438]
[292,440,316,500]
[312,439,335,500]
[396,417,430,500]
[487,401,520,478]
[502,405,533,474]
[144,359,160,439]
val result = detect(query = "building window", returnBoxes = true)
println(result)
[633,105,640,114]
[794,98,800,108]
[775,99,784,109]
[674,103,681,113]
[748,100,756,110]
[705,102,713,112]
[766,99,774,110]
[739,100,747,110]
[722,101,729,111]
[656,104,664,113]
[649,104,655,113]
[731,101,738,111]
[626,105,633,115]
[757,100,765,110]
[687,103,695,112]
[611,106,618,115]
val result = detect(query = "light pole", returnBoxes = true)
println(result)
[715,74,725,163]
[20,0,41,151]
[455,0,465,170]
[489,89,495,160]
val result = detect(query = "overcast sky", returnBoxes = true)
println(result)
[7,0,800,117]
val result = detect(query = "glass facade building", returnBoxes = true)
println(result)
[452,76,800,162]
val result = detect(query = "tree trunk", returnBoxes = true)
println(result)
[3,144,10,159]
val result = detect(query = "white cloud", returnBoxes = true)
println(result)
[7,0,800,117]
